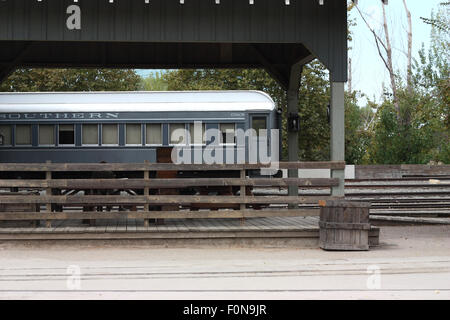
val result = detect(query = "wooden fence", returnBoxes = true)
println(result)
[0,161,345,227]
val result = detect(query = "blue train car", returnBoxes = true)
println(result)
[0,91,280,164]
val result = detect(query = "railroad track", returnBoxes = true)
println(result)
[347,178,450,222]
[253,177,450,224]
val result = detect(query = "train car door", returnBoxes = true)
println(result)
[249,114,269,163]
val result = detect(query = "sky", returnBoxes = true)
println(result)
[349,0,444,104]
[138,1,444,106]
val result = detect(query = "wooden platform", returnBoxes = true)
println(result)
[0,217,380,248]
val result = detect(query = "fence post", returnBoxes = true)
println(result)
[144,160,150,227]
[45,160,52,228]
[240,168,246,225]
[330,82,345,197]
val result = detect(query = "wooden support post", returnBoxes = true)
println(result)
[240,169,246,225]
[31,202,40,228]
[89,192,97,225]
[144,160,150,227]
[45,161,52,228]
[82,189,91,225]
[155,147,178,225]
[330,81,345,197]
[287,62,303,208]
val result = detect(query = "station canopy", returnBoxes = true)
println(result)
[0,0,360,88]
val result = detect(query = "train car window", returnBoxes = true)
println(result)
[39,125,55,145]
[189,123,206,145]
[126,124,142,145]
[102,124,118,145]
[251,117,267,137]
[58,124,75,145]
[0,125,12,146]
[146,124,162,145]
[169,123,187,145]
[82,124,99,145]
[16,125,32,145]
[220,123,236,144]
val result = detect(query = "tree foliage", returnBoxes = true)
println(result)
[421,2,449,33]
[0,69,142,92]
[141,71,168,91]
[364,3,449,164]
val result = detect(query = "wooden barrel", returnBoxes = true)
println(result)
[319,200,371,251]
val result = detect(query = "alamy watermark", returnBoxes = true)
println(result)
[66,5,81,30]
[169,122,280,175]
[66,265,82,290]
[366,265,381,290]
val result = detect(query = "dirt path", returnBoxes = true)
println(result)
[0,225,449,300]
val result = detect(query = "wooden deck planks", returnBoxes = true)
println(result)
[0,216,324,233]
[0,217,382,247]
[0,216,334,236]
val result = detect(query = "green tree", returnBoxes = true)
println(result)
[365,2,449,164]
[412,3,449,163]
[421,2,449,33]
[365,94,434,164]
[296,62,330,161]
[345,92,373,164]
[141,71,168,91]
[0,69,142,92]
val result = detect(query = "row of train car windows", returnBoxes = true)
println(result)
[0,123,239,146]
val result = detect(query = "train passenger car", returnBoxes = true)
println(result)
[0,91,280,165]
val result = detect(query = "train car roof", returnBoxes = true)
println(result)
[0,91,276,113]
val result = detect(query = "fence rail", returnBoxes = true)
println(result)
[0,161,346,172]
[0,161,345,227]
[0,178,340,189]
